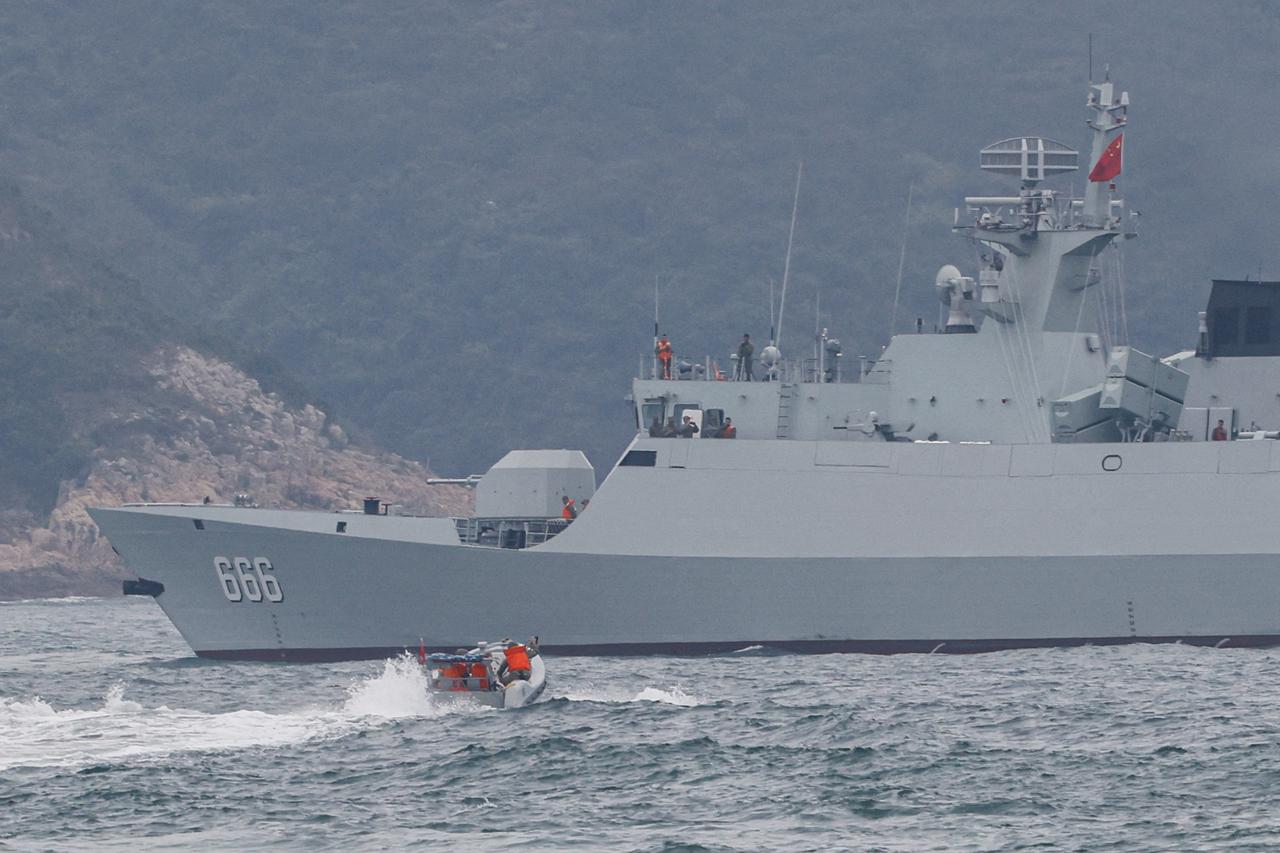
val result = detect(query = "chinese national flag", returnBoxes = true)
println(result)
[1088,133,1124,182]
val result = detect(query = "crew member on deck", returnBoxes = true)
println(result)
[678,414,699,438]
[1212,419,1228,441]
[470,660,490,689]
[717,417,736,438]
[737,334,754,381]
[656,335,673,379]
[501,642,532,684]
[442,659,468,691]
[562,495,577,520]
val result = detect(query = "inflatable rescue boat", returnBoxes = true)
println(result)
[422,638,546,709]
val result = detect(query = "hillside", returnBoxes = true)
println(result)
[0,343,471,599]
[0,182,469,598]
[4,3,1278,476]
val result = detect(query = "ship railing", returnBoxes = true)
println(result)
[452,516,571,548]
[637,354,846,384]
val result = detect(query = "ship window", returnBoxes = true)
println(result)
[1214,307,1239,347]
[336,521,347,533]
[192,519,204,530]
[641,402,665,431]
[673,403,701,422]
[1246,306,1271,345]
[704,408,724,429]
[619,450,657,467]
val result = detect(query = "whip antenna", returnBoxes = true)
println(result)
[777,161,803,352]
[890,181,914,337]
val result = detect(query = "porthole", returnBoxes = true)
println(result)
[1102,454,1122,472]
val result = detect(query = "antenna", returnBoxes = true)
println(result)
[768,278,776,342]
[777,161,802,352]
[890,180,914,337]
[653,275,660,379]
[653,275,660,336]
[814,291,822,380]
[1088,32,1093,83]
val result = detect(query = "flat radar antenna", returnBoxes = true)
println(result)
[980,137,1078,186]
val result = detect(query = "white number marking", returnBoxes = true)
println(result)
[254,557,284,602]
[233,557,263,602]
[214,556,242,602]
[214,556,284,603]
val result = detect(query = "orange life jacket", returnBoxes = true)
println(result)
[657,341,672,361]
[505,644,532,673]
[562,499,576,520]
[722,424,736,438]
[441,661,468,689]
[470,662,489,688]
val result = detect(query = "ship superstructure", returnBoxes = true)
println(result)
[90,73,1280,661]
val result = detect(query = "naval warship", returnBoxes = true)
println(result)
[92,74,1280,660]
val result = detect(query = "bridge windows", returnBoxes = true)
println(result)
[1246,306,1272,346]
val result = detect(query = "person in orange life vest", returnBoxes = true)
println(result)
[501,642,532,683]
[441,660,468,690]
[656,335,673,379]
[562,495,577,520]
[470,661,490,689]
[1212,419,1228,441]
[718,417,736,438]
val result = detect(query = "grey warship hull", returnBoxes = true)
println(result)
[92,70,1280,660]
[90,437,1280,661]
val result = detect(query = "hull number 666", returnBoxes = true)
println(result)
[214,556,284,603]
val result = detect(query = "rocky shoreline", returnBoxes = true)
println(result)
[0,345,471,600]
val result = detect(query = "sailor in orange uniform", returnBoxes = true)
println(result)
[562,495,577,520]
[502,642,532,683]
[656,335,673,379]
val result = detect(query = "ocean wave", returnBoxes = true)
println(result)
[559,684,704,707]
[0,596,105,606]
[0,656,479,771]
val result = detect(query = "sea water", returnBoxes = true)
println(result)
[3,597,1280,851]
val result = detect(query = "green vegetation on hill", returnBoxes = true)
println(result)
[0,181,330,519]
[2,2,1279,478]
[0,181,172,514]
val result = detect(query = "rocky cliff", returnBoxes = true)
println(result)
[0,344,471,599]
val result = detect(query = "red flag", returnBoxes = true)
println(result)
[1088,133,1124,182]
[417,639,426,664]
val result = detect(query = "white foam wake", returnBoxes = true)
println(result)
[560,684,704,707]
[0,656,480,771]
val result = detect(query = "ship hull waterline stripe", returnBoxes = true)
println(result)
[195,634,1280,662]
